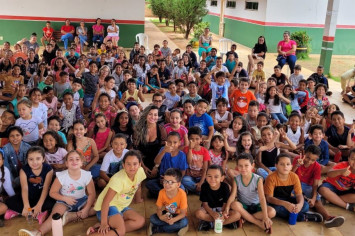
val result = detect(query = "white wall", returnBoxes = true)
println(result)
[206,0,221,15]
[224,0,267,22]
[337,0,355,25]
[0,0,145,21]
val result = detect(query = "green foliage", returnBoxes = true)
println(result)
[291,31,312,60]
[149,0,208,39]
[193,22,210,39]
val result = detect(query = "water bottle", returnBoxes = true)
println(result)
[27,208,34,224]
[52,213,63,236]
[214,213,223,233]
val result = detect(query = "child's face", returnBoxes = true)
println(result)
[248,105,258,118]
[163,175,180,191]
[31,91,42,103]
[232,117,243,132]
[72,82,82,92]
[307,81,315,88]
[183,103,194,115]
[200,61,206,68]
[241,134,252,150]
[122,155,141,177]
[9,130,22,146]
[45,76,54,85]
[239,81,249,92]
[195,102,208,116]
[257,63,263,70]
[124,73,132,81]
[106,79,115,90]
[177,60,184,67]
[189,134,202,145]
[170,112,181,125]
[152,96,163,108]
[259,84,267,94]
[119,113,129,126]
[168,84,177,94]
[269,87,277,97]
[188,84,197,95]
[328,105,337,114]
[274,68,281,75]
[311,129,323,142]
[261,129,274,143]
[27,151,45,171]
[216,59,222,67]
[1,112,15,126]
[89,63,98,73]
[63,94,73,106]
[298,82,306,91]
[43,134,56,151]
[216,76,226,85]
[212,137,224,150]
[267,80,276,87]
[289,116,300,130]
[303,153,318,167]
[257,116,268,128]
[13,66,21,75]
[73,123,86,139]
[237,159,254,176]
[129,105,140,118]
[48,120,61,132]
[61,75,69,83]
[317,68,323,75]
[96,116,107,129]
[316,86,326,97]
[176,82,184,92]
[163,41,168,47]
[115,65,122,74]
[283,86,292,96]
[66,152,83,170]
[206,168,224,189]
[45,90,54,100]
[99,96,110,110]
[331,114,344,128]
[217,102,227,113]
[348,153,355,170]
[17,104,31,119]
[112,137,127,154]
[276,157,292,175]
[166,135,180,151]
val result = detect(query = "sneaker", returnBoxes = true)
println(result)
[225,221,238,229]
[324,216,345,228]
[148,223,153,236]
[4,209,19,220]
[177,225,189,236]
[304,211,323,222]
[18,229,39,236]
[198,220,211,231]
[36,211,48,224]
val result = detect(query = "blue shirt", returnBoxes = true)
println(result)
[159,148,188,176]
[57,131,67,145]
[206,55,217,70]
[224,60,236,73]
[189,113,214,136]
[304,139,329,166]
[3,141,31,178]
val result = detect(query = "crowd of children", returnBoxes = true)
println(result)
[0,22,355,236]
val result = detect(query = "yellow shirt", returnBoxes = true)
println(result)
[94,167,146,211]
[0,74,24,94]
[252,70,266,82]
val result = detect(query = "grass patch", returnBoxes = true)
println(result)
[327,72,341,82]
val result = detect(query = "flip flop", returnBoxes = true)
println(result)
[86,226,99,235]
[264,223,272,234]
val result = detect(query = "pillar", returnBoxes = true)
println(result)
[219,0,225,36]
[319,0,340,74]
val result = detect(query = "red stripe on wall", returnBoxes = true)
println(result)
[323,36,335,42]
[0,15,144,25]
[208,13,355,29]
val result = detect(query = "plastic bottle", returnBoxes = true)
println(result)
[27,208,34,224]
[52,213,63,236]
[214,214,223,233]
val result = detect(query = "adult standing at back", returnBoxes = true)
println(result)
[61,19,75,51]
[247,36,267,74]
[76,20,89,49]
[277,31,297,74]
[198,27,212,60]
[104,19,119,47]
[92,18,105,47]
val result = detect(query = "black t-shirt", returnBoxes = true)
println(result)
[43,50,56,65]
[225,51,238,62]
[325,125,350,147]
[272,73,287,85]
[253,43,267,59]
[27,57,39,75]
[200,182,230,208]
[158,68,171,82]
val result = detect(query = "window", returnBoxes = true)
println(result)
[245,1,259,10]
[226,1,236,8]
[211,0,218,6]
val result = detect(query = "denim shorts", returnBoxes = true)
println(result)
[57,195,88,212]
[301,182,321,201]
[96,206,131,221]
[319,182,355,196]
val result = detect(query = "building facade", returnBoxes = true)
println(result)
[0,0,145,48]
[203,0,355,55]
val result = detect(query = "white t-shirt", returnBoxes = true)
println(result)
[15,116,42,143]
[100,88,116,102]
[32,103,48,128]
[107,25,119,37]
[210,80,230,109]
[163,91,180,110]
[100,149,129,175]
[267,98,283,113]
[57,169,92,199]
[211,65,229,74]
[0,166,15,197]
[45,147,68,165]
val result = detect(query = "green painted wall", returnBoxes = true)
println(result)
[203,14,219,35]
[202,14,355,55]
[0,20,144,48]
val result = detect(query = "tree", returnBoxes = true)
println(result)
[174,0,208,39]
[149,0,165,23]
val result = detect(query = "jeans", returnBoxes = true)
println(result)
[319,77,329,88]
[271,113,288,124]
[146,178,185,197]
[61,33,74,50]
[300,182,321,201]
[150,214,188,233]
[181,175,200,193]
[278,55,297,74]
[90,164,101,178]
[92,35,104,45]
[257,167,276,180]
[78,35,88,48]
[84,94,95,108]
[271,197,309,222]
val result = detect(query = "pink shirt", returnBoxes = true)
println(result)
[92,24,104,35]
[164,123,188,146]
[277,40,296,56]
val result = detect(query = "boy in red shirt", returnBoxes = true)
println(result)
[230,77,256,116]
[41,21,54,47]
[292,145,344,228]
[318,148,355,212]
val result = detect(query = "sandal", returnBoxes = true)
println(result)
[86,226,99,235]
[264,223,272,234]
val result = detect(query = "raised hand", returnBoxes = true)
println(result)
[342,166,351,177]
[297,152,305,166]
